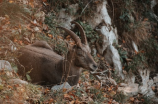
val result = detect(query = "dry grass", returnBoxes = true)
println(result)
[0,1,32,25]
[0,69,43,104]
[122,20,151,45]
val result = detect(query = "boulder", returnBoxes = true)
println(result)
[51,82,72,92]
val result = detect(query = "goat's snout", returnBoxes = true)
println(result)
[93,64,97,69]
[89,63,98,71]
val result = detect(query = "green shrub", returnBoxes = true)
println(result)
[76,21,99,45]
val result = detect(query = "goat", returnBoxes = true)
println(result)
[17,21,98,86]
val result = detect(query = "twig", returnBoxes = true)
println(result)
[81,0,93,15]
[62,48,75,89]
[90,69,117,86]
[61,42,68,85]
[90,69,108,75]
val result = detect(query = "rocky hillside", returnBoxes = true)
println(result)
[0,0,158,103]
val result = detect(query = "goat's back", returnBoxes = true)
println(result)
[17,45,64,85]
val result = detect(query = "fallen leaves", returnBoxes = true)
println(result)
[65,35,77,45]
[8,0,14,3]
[130,97,135,102]
[0,70,43,103]
[64,93,73,100]
[1,0,151,104]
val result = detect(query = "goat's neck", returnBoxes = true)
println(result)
[63,49,82,85]
[65,49,82,74]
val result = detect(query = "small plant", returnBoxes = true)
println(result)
[65,6,77,15]
[124,52,147,72]
[44,12,68,55]
[46,0,98,17]
[143,96,154,104]
[89,88,105,102]
[122,37,158,73]
[54,40,68,55]
[44,13,58,29]
[77,21,99,44]
[113,92,128,103]
[137,96,154,104]
[140,37,158,68]
[119,0,135,31]
[122,20,151,45]
[0,70,43,103]
[115,45,128,63]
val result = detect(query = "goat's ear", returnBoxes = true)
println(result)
[72,45,82,51]
[73,45,82,50]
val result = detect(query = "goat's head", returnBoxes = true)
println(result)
[58,21,98,71]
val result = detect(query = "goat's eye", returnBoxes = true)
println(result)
[77,51,83,56]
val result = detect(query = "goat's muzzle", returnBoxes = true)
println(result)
[89,63,98,71]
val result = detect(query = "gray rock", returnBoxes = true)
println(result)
[0,60,12,70]
[118,83,139,96]
[8,78,28,85]
[51,82,72,91]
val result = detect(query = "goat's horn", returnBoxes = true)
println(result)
[71,21,88,45]
[57,27,82,47]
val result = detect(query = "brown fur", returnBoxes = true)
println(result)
[17,22,98,86]
[32,40,52,50]
[18,42,97,86]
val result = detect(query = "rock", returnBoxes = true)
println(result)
[57,4,79,29]
[124,70,136,84]
[118,71,139,96]
[51,82,72,91]
[91,46,97,56]
[95,32,109,55]
[8,78,28,85]
[138,69,156,98]
[153,74,158,83]
[11,45,17,52]
[118,83,139,96]
[94,8,124,79]
[132,41,138,52]
[151,0,158,9]
[110,45,124,79]
[0,60,12,71]
[82,1,111,29]
[34,27,40,32]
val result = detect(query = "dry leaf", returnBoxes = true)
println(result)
[108,86,113,91]
[70,100,75,104]
[97,54,100,57]
[19,41,23,45]
[62,88,67,92]
[109,91,116,97]
[9,0,14,3]
[134,50,138,54]
[122,67,125,70]
[48,98,54,103]
[123,40,125,43]
[130,97,135,102]
[42,0,47,2]
[64,94,70,99]
[0,0,3,3]
[57,36,63,39]
[48,34,53,38]
[151,86,155,91]
[29,0,34,8]
[144,18,148,21]
[75,99,81,104]
[43,24,48,30]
